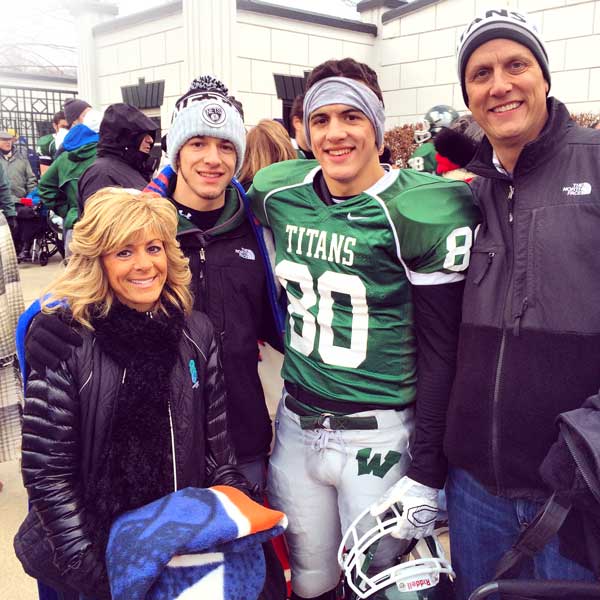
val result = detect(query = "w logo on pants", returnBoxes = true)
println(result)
[356,448,401,478]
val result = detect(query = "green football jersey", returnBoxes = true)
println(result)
[249,160,479,407]
[407,142,438,174]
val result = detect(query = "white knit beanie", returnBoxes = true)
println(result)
[167,76,246,174]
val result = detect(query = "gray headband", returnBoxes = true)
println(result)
[303,77,385,150]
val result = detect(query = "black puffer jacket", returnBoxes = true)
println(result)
[78,103,157,210]
[17,308,248,597]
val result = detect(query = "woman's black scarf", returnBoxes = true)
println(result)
[85,301,184,554]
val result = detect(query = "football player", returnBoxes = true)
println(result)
[247,58,480,600]
[407,105,459,174]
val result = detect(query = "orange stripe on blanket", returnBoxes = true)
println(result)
[212,485,286,534]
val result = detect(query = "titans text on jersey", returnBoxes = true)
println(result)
[285,225,357,266]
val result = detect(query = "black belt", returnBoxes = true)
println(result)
[284,380,402,414]
[284,393,378,431]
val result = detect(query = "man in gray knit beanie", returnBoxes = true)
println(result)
[441,8,600,598]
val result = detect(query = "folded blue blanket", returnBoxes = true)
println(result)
[106,486,287,600]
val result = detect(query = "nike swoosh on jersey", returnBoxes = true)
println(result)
[347,213,369,221]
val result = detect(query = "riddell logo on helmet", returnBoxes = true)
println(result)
[406,578,432,590]
[397,576,437,592]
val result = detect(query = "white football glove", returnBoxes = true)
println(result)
[370,476,439,540]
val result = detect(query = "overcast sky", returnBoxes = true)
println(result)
[0,0,362,76]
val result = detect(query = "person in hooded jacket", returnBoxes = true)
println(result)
[37,117,99,256]
[78,103,157,211]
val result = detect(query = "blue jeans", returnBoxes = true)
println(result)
[446,467,594,600]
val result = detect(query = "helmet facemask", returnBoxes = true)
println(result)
[413,120,432,145]
[338,504,455,599]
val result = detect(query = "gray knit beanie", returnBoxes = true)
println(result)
[64,98,91,126]
[167,76,246,174]
[457,8,550,106]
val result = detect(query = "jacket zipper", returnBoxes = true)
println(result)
[513,297,529,336]
[198,246,207,302]
[106,367,127,449]
[509,182,528,335]
[473,252,496,285]
[490,183,516,491]
[168,401,178,492]
[491,332,506,490]
[507,184,514,224]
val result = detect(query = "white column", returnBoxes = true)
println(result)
[182,0,237,92]
[64,0,118,107]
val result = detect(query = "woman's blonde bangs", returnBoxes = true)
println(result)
[41,189,192,328]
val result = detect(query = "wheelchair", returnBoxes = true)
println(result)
[30,207,64,266]
[17,193,64,266]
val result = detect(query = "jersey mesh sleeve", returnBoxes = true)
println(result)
[407,142,438,174]
[386,176,480,286]
[247,159,318,227]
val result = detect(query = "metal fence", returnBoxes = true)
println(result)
[0,85,75,151]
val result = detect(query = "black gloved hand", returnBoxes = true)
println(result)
[208,463,262,502]
[25,312,83,373]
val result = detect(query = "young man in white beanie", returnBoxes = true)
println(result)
[148,77,285,490]
[439,8,600,596]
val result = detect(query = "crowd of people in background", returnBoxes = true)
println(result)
[1,6,600,600]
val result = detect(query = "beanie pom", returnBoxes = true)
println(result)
[189,75,229,96]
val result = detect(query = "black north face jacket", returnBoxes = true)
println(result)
[445,98,600,500]
[145,168,285,465]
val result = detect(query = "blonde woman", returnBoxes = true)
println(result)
[238,119,297,190]
[15,189,250,599]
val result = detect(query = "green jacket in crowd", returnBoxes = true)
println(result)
[38,124,98,231]
[0,162,14,218]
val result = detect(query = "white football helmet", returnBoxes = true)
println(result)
[414,105,459,145]
[413,120,432,145]
[338,503,455,599]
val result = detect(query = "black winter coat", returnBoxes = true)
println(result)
[17,309,246,597]
[446,98,600,499]
[78,103,157,210]
[160,174,283,464]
